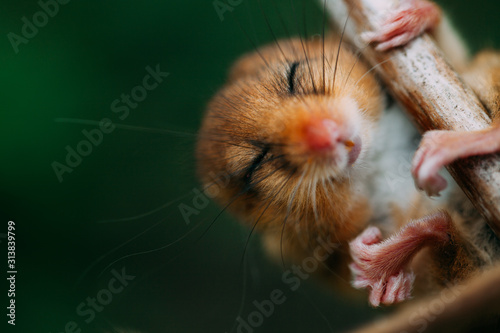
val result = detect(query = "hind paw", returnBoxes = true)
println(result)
[349,227,415,307]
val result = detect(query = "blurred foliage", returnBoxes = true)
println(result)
[1,0,499,332]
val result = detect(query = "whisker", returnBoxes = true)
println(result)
[228,250,249,333]
[342,45,368,91]
[301,0,309,40]
[280,164,307,267]
[198,138,256,151]
[75,216,170,285]
[311,166,320,224]
[96,216,207,279]
[299,290,335,332]
[257,0,290,64]
[54,118,196,137]
[240,164,293,265]
[354,56,395,87]
[269,0,292,42]
[97,196,188,224]
[196,156,293,252]
[332,9,351,94]
[322,0,327,94]
[229,6,272,71]
[290,0,318,94]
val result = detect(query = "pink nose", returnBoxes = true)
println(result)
[304,118,340,152]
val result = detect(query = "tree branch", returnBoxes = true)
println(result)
[324,0,500,237]
[350,264,500,333]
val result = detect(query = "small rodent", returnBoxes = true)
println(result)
[197,0,500,330]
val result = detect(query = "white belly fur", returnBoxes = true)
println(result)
[364,104,454,228]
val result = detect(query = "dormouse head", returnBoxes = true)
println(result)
[197,37,382,241]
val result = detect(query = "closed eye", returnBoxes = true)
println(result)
[287,61,300,95]
[243,146,270,188]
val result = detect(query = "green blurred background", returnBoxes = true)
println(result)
[1,0,499,332]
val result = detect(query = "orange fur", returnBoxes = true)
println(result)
[197,36,382,272]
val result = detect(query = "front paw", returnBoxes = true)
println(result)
[349,227,415,307]
[362,0,441,51]
[413,126,500,196]
[411,130,460,197]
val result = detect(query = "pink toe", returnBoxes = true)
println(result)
[358,226,382,245]
[375,33,413,52]
[369,280,385,307]
[381,272,403,304]
[397,272,415,302]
